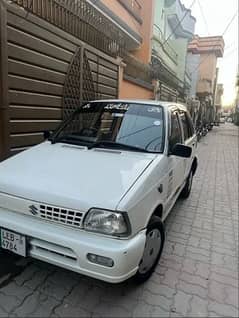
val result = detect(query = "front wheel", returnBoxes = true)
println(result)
[134,216,165,283]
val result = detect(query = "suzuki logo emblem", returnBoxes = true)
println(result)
[29,205,38,216]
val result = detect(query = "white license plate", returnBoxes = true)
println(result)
[0,229,26,257]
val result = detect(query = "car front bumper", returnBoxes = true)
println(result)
[0,208,146,283]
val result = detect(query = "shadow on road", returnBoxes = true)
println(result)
[0,250,29,288]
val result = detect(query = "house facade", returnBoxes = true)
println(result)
[0,0,138,160]
[187,36,224,101]
[0,0,197,160]
[91,0,155,99]
[152,0,196,101]
[187,35,224,124]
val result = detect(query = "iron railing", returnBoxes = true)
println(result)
[11,0,126,57]
[153,24,178,64]
[151,52,185,96]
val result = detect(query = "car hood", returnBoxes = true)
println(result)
[0,142,156,211]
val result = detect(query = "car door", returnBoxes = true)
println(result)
[178,109,197,180]
[167,109,185,202]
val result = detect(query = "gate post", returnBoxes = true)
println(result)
[0,0,9,160]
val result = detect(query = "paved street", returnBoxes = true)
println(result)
[0,124,238,318]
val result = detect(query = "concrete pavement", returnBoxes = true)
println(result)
[0,123,238,317]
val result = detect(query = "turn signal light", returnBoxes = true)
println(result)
[87,253,114,267]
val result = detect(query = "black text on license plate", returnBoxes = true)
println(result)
[0,229,26,257]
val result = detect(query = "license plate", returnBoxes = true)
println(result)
[0,229,26,257]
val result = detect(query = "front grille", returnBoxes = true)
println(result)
[39,204,83,228]
[30,238,78,266]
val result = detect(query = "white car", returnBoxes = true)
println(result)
[0,100,198,283]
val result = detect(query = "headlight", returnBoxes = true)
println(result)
[83,209,131,237]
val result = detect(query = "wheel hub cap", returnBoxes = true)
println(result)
[138,228,162,274]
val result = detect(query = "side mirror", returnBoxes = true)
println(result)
[171,143,192,158]
[43,131,51,140]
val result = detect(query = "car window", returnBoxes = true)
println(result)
[179,111,189,140]
[51,102,165,153]
[179,111,194,140]
[169,111,182,150]
[185,112,195,137]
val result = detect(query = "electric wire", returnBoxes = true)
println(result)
[197,0,210,35]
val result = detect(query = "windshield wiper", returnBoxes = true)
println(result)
[88,140,150,153]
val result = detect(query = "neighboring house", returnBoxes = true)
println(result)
[93,0,196,102]
[152,0,196,101]
[90,0,155,99]
[187,35,224,124]
[188,36,224,102]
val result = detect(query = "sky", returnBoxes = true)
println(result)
[181,0,238,106]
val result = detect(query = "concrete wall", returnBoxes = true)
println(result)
[154,0,165,34]
[197,54,217,95]
[173,38,189,82]
[133,0,155,64]
[186,52,200,98]
[100,0,141,36]
[119,79,153,99]
[152,0,178,73]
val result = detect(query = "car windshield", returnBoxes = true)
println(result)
[51,102,165,153]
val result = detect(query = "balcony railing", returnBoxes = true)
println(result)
[11,0,126,57]
[151,53,185,95]
[153,24,178,63]
[118,0,142,24]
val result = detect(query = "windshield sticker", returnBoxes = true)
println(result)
[154,120,161,126]
[112,113,124,117]
[147,107,162,113]
[104,103,129,111]
[82,103,91,109]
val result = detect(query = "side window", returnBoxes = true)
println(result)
[179,111,189,140]
[186,112,195,137]
[169,111,182,150]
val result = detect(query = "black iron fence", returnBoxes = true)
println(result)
[11,0,126,57]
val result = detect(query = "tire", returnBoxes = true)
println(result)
[180,169,193,199]
[134,216,165,283]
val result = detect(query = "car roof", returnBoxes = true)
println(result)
[90,99,187,111]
